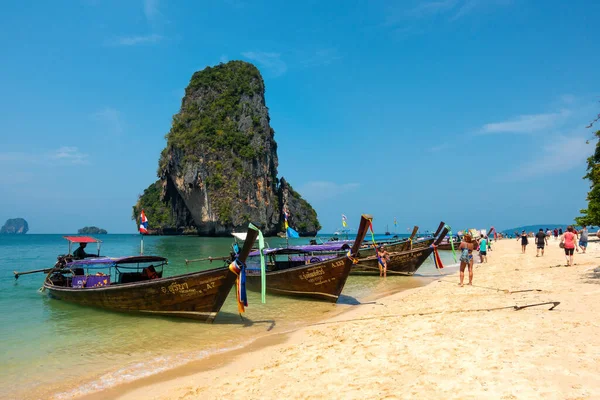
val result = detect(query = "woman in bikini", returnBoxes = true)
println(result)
[459,234,475,286]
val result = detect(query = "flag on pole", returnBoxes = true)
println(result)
[394,217,397,227]
[283,209,289,230]
[342,214,348,228]
[139,210,148,234]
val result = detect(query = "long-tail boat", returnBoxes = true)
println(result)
[35,227,258,322]
[351,225,449,276]
[244,214,372,302]
[356,221,445,258]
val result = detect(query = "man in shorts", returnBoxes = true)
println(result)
[535,228,548,256]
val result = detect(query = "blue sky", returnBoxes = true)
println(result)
[0,0,599,234]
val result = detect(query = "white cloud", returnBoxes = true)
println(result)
[499,134,590,182]
[297,181,360,202]
[109,34,163,46]
[49,147,89,165]
[480,110,572,134]
[409,0,458,17]
[429,143,450,153]
[92,107,123,135]
[302,49,342,67]
[399,0,511,22]
[241,52,287,77]
[144,0,160,22]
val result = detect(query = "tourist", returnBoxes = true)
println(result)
[546,228,552,239]
[73,243,97,260]
[479,235,488,263]
[553,228,559,240]
[578,225,589,254]
[561,226,579,266]
[377,245,389,278]
[535,228,548,257]
[458,234,475,286]
[518,230,528,253]
[559,227,563,236]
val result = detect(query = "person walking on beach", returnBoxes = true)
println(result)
[579,225,589,254]
[559,227,563,236]
[561,226,579,266]
[479,235,488,263]
[535,228,548,257]
[554,228,559,240]
[458,235,475,286]
[518,230,528,253]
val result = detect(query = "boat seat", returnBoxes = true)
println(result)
[119,271,164,284]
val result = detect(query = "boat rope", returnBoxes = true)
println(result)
[228,258,248,314]
[346,250,359,264]
[367,221,385,274]
[306,301,560,328]
[420,274,542,294]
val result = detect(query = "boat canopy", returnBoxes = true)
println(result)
[249,242,351,257]
[67,255,167,267]
[63,236,102,243]
[232,232,248,241]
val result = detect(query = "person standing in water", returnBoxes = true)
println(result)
[459,234,475,286]
[535,228,548,257]
[579,225,589,254]
[561,226,579,266]
[479,235,488,263]
[518,230,528,253]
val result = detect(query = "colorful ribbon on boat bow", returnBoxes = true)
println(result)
[229,258,247,314]
[368,221,385,271]
[248,223,266,304]
[431,245,445,270]
[446,224,457,262]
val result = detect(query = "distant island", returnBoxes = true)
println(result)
[1,218,29,234]
[500,224,587,234]
[78,226,107,234]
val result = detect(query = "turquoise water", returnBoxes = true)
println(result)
[0,234,457,399]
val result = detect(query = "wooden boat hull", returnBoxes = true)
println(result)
[44,268,236,322]
[352,247,434,275]
[352,227,449,276]
[245,256,353,302]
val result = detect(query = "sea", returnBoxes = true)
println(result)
[0,234,458,399]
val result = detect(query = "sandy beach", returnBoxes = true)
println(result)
[81,237,600,400]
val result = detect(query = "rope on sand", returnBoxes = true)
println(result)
[306,301,560,328]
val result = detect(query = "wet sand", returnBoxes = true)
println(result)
[82,238,600,399]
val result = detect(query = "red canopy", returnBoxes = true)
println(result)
[63,236,101,243]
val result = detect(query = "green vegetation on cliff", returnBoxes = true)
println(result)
[132,181,176,229]
[159,61,265,174]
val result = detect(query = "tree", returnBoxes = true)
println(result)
[575,107,600,226]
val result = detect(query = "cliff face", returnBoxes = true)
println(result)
[1,218,29,234]
[135,61,319,236]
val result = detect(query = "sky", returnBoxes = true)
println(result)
[0,0,599,234]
